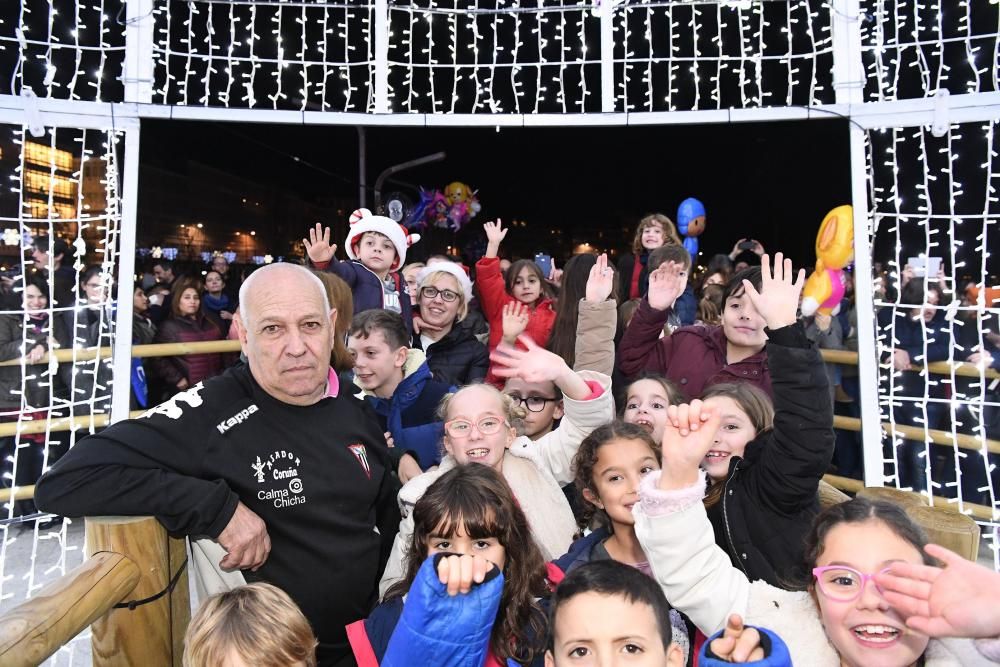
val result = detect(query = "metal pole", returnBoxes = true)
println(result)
[110,127,141,425]
[373,0,389,113]
[123,0,155,104]
[849,127,885,488]
[599,0,615,113]
[373,152,446,210]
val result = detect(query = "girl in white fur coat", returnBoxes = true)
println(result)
[379,335,614,597]
[631,398,1000,667]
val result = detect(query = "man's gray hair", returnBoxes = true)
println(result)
[238,263,331,326]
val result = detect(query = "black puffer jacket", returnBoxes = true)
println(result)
[412,321,489,387]
[705,323,834,588]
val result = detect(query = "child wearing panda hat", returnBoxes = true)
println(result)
[304,209,421,334]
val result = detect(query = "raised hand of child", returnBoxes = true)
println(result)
[303,223,337,264]
[501,302,530,344]
[646,261,686,311]
[484,219,508,258]
[742,252,804,330]
[436,553,496,596]
[709,614,765,663]
[491,334,590,400]
[548,260,563,287]
[875,543,1000,639]
[657,399,720,490]
[585,253,614,303]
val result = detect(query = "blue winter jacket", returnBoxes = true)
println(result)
[358,350,454,470]
[699,626,792,667]
[325,258,414,335]
[347,553,505,666]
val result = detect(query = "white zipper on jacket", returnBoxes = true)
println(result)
[721,460,750,579]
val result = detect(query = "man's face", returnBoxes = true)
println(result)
[31,246,49,270]
[153,265,173,284]
[238,268,336,406]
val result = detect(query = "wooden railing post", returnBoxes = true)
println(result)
[86,517,190,666]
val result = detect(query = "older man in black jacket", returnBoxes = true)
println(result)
[36,263,400,667]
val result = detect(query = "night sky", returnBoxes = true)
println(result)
[141,117,852,268]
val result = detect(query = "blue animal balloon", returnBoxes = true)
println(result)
[677,198,707,258]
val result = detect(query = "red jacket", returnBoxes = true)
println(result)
[475,257,556,386]
[617,299,771,400]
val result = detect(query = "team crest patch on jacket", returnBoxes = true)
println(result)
[348,444,371,479]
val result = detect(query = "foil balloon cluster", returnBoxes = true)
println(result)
[400,182,482,233]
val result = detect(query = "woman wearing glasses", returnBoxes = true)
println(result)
[410,263,489,387]
[378,335,614,597]
[629,397,998,665]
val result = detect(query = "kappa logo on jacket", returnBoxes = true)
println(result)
[348,443,371,479]
[216,404,259,434]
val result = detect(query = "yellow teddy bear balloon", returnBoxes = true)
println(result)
[444,181,472,206]
[800,205,854,317]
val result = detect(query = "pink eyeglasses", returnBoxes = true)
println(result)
[812,566,892,602]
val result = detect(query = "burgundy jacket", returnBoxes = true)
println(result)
[151,313,224,387]
[617,299,771,400]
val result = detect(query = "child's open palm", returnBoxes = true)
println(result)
[303,223,337,264]
[646,261,685,311]
[876,543,1000,639]
[585,253,614,302]
[657,399,721,490]
[491,334,567,384]
[742,252,804,330]
[501,302,530,341]
[484,219,508,245]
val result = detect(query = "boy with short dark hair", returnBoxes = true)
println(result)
[546,560,686,667]
[648,244,696,328]
[547,560,788,666]
[348,310,453,478]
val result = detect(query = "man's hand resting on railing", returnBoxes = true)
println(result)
[217,501,271,572]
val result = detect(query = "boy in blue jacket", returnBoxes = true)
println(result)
[305,208,421,334]
[348,310,454,479]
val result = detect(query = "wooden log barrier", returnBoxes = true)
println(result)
[86,517,190,667]
[0,552,140,666]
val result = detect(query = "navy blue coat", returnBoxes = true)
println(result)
[412,321,489,387]
[362,359,454,470]
[325,258,414,335]
[347,554,506,666]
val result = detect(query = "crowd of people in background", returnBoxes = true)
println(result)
[3,207,999,666]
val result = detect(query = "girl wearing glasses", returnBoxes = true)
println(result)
[627,400,999,666]
[378,336,613,597]
[410,263,489,387]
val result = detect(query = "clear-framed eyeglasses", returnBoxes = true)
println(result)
[445,416,507,438]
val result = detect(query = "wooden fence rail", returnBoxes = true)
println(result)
[0,553,138,666]
[0,517,188,667]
